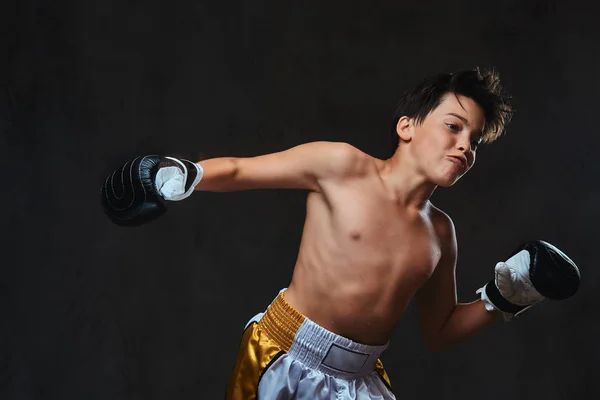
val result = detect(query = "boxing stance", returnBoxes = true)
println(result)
[101,68,580,399]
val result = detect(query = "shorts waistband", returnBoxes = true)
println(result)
[258,291,389,380]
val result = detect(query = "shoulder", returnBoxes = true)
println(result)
[311,141,371,162]
[428,204,458,255]
[310,141,377,177]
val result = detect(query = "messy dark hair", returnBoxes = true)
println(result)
[389,67,514,154]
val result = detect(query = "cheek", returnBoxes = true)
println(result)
[423,129,452,151]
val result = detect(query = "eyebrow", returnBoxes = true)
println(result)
[446,113,483,137]
[446,113,470,126]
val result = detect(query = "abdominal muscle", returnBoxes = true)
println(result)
[283,181,441,346]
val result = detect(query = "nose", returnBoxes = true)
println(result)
[456,136,471,153]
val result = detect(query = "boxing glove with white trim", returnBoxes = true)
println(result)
[477,240,580,321]
[101,155,203,226]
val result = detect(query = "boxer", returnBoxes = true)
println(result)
[101,67,580,399]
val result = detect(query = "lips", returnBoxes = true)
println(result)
[447,155,467,169]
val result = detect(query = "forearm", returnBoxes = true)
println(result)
[194,157,241,192]
[430,300,501,352]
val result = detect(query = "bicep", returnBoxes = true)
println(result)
[415,217,458,340]
[233,141,361,191]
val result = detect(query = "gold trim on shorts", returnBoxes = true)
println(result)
[257,291,305,352]
[225,292,392,399]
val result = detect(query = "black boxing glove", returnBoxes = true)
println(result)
[101,155,203,226]
[477,240,581,321]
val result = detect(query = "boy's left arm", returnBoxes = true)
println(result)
[415,213,581,352]
[415,215,500,353]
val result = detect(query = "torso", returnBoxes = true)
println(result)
[284,157,446,345]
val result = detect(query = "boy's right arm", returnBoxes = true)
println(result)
[101,142,366,226]
[196,141,364,193]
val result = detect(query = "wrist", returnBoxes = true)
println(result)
[157,157,203,201]
[476,284,517,322]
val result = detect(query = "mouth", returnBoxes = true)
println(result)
[447,155,467,170]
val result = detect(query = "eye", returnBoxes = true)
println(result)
[446,123,460,132]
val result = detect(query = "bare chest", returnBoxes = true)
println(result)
[327,191,442,276]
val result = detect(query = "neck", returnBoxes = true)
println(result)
[378,150,437,210]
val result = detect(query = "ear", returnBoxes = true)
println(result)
[396,116,413,142]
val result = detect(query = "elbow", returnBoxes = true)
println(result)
[423,335,452,353]
[424,339,445,353]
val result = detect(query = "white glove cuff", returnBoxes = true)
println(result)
[476,284,516,322]
[156,158,204,201]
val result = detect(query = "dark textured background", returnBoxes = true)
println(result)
[2,1,598,399]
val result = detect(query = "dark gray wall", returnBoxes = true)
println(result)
[2,1,598,399]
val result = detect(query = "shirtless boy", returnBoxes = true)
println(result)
[101,67,581,399]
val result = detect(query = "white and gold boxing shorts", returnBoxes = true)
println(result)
[226,290,395,399]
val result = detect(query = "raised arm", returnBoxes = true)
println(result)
[101,142,366,226]
[195,141,366,192]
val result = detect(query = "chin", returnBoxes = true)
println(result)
[435,174,463,187]
[438,180,456,188]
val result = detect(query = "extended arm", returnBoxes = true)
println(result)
[194,141,363,193]
[101,142,366,226]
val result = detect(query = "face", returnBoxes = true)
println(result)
[397,93,485,187]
